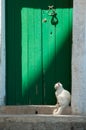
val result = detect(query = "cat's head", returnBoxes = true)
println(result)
[54,82,63,90]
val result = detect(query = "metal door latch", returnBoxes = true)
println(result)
[48,5,57,16]
[48,5,58,26]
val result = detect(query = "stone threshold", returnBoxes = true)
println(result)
[0,105,71,115]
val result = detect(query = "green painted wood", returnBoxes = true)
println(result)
[42,10,56,104]
[15,5,22,105]
[42,1,73,104]
[6,0,73,105]
[6,0,17,105]
[55,4,72,93]
[21,9,28,104]
[6,0,22,105]
[21,8,43,104]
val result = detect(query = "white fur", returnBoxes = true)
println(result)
[53,82,71,115]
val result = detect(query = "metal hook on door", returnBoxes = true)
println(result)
[48,5,56,16]
[48,5,58,26]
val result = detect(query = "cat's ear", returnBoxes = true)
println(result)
[54,82,61,89]
[58,82,62,87]
[55,82,63,89]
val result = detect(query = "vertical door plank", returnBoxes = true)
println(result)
[22,8,42,104]
[33,9,43,104]
[55,0,72,92]
[15,4,22,105]
[28,9,35,104]
[21,9,28,104]
[6,0,16,105]
[42,10,56,104]
[27,8,42,104]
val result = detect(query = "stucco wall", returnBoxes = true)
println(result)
[72,0,86,114]
[0,0,5,105]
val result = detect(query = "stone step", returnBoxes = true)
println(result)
[0,106,86,130]
[0,114,86,130]
[0,105,71,115]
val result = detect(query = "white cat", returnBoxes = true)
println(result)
[53,82,71,115]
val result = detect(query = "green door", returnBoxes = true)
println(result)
[6,0,73,105]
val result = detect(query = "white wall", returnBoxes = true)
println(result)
[0,0,5,105]
[72,0,86,115]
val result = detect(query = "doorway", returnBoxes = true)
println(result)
[6,0,73,105]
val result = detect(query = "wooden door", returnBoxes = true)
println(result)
[6,0,73,105]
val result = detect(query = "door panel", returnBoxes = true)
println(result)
[21,8,43,104]
[6,0,73,105]
[42,10,56,104]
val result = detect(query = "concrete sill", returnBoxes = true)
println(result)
[0,105,71,115]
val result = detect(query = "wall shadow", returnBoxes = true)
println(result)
[6,0,73,105]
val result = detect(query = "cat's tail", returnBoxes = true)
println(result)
[53,106,65,115]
